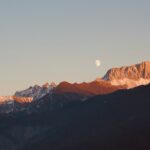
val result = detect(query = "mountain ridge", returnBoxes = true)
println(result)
[103,61,150,88]
[0,61,150,114]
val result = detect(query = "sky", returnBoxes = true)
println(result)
[0,0,150,95]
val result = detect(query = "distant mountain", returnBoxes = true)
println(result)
[0,61,150,114]
[55,80,126,96]
[15,82,56,100]
[103,61,150,88]
[0,83,56,114]
[15,80,125,113]
[0,83,56,104]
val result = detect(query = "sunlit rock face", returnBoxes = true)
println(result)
[0,96,13,104]
[55,80,126,96]
[0,96,33,104]
[103,61,150,88]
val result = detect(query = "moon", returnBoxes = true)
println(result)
[95,60,101,67]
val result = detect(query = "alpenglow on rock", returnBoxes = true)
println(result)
[103,61,150,88]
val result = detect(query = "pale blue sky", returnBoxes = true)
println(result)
[0,0,150,95]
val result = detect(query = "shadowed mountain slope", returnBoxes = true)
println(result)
[18,83,150,150]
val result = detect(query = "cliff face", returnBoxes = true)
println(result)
[103,61,150,88]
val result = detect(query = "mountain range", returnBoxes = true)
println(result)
[0,80,150,150]
[0,61,150,114]
[0,61,150,150]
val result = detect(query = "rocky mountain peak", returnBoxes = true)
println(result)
[103,61,150,88]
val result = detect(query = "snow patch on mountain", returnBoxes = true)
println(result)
[15,82,56,100]
[110,78,150,89]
